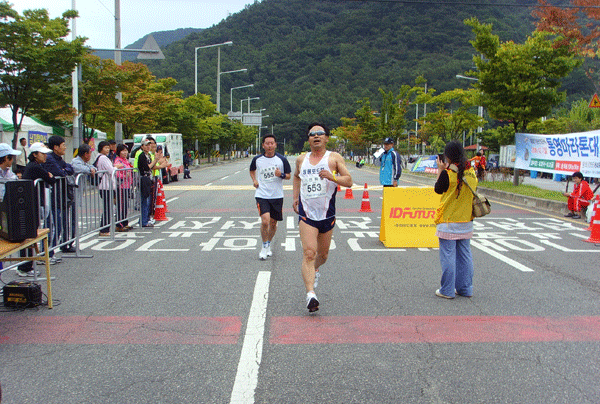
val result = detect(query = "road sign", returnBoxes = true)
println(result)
[136,34,165,60]
[589,93,600,108]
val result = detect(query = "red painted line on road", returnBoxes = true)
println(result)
[0,316,241,345]
[270,316,600,344]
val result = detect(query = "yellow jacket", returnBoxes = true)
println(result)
[434,165,478,225]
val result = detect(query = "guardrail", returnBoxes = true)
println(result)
[32,168,142,258]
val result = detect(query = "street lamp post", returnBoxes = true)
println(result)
[195,41,233,112]
[241,97,260,113]
[230,84,254,113]
[455,74,484,141]
[219,69,247,113]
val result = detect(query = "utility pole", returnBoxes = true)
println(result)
[114,0,123,143]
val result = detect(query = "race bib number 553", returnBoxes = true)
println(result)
[302,175,327,199]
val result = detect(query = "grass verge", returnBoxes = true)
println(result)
[479,181,565,202]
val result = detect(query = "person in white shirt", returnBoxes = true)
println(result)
[249,135,291,260]
[16,138,28,172]
[0,143,20,182]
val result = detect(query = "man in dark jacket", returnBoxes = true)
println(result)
[183,150,192,179]
[43,136,77,253]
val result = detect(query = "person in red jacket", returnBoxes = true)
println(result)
[563,171,594,219]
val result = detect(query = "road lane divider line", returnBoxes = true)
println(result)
[230,270,271,404]
[470,240,535,272]
[539,239,600,252]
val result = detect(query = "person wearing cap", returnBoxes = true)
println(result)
[379,137,402,187]
[0,143,21,182]
[43,135,76,253]
[107,140,117,163]
[21,142,60,271]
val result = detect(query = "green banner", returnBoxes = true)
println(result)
[529,159,555,170]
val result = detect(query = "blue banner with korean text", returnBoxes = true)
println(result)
[410,155,439,174]
[515,131,600,178]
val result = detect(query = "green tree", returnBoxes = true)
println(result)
[465,17,582,134]
[466,17,582,185]
[331,117,369,155]
[355,98,379,146]
[177,93,217,147]
[119,63,183,138]
[0,2,86,147]
[77,54,122,141]
[417,88,486,144]
[378,86,411,145]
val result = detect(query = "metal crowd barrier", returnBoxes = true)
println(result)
[31,168,141,259]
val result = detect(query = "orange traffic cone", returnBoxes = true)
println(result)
[359,183,372,212]
[585,196,600,243]
[157,178,169,213]
[154,187,168,221]
[344,187,354,199]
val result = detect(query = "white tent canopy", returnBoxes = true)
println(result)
[0,107,53,134]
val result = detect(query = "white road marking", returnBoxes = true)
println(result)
[539,239,600,252]
[470,240,534,272]
[166,197,178,203]
[230,271,271,404]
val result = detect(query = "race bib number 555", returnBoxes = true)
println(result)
[260,166,278,183]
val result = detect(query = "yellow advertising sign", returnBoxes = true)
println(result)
[379,187,440,248]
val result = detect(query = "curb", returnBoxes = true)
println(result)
[477,187,567,215]
[398,172,568,216]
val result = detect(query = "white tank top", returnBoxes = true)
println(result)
[299,151,337,221]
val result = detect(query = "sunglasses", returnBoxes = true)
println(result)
[308,131,326,137]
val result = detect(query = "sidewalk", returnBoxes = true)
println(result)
[397,164,573,217]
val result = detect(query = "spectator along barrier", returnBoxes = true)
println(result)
[28,168,142,258]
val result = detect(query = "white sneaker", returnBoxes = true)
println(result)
[314,271,320,289]
[306,291,319,312]
[259,247,268,260]
[17,269,40,277]
[266,245,272,257]
[148,218,156,225]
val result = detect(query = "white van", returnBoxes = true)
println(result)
[133,133,184,182]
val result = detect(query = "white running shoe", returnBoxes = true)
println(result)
[306,291,319,312]
[259,247,268,260]
[17,269,41,277]
[314,271,320,289]
[266,245,272,257]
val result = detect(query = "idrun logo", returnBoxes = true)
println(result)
[389,207,435,219]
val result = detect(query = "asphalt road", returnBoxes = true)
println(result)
[1,156,599,404]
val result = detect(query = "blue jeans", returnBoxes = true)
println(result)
[141,195,150,226]
[438,238,473,297]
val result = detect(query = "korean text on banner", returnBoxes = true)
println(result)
[514,131,600,178]
[379,187,440,248]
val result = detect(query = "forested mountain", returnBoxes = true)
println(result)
[139,0,593,149]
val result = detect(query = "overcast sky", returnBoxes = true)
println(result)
[11,0,252,49]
